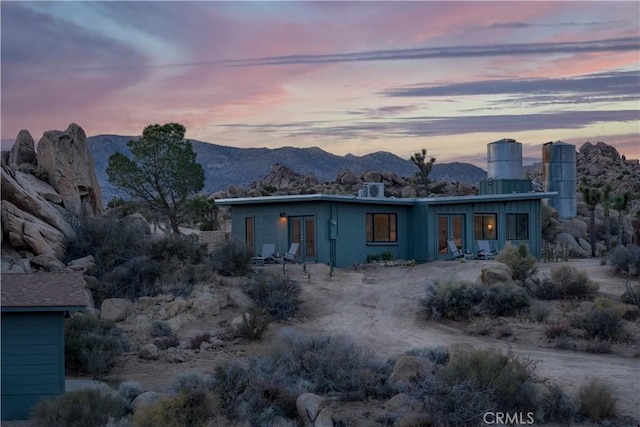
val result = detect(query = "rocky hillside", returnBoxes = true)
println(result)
[87,135,487,203]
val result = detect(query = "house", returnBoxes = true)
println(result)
[1,272,87,421]
[216,183,557,268]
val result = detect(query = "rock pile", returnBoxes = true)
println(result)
[1,123,102,273]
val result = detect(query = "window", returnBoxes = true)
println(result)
[474,214,497,240]
[245,217,254,250]
[366,213,397,242]
[506,213,529,240]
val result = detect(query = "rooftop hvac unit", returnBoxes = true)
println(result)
[359,182,385,198]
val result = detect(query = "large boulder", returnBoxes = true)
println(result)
[67,255,97,274]
[562,217,588,239]
[14,171,63,204]
[387,356,436,390]
[296,393,324,427]
[480,263,514,286]
[138,344,159,360]
[121,213,151,235]
[31,254,66,272]
[1,200,67,258]
[8,130,36,168]
[1,163,76,239]
[36,123,102,217]
[100,298,129,322]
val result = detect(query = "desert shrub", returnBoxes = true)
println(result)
[551,265,599,300]
[190,332,212,350]
[421,280,485,320]
[211,331,391,424]
[133,390,219,427]
[576,307,626,342]
[381,250,394,261]
[539,383,578,424]
[31,388,127,427]
[149,235,207,265]
[150,321,172,338]
[170,371,214,394]
[496,243,537,282]
[528,300,551,322]
[577,379,618,422]
[528,275,560,300]
[404,346,450,365]
[367,253,381,263]
[544,321,570,339]
[97,256,163,304]
[65,315,129,379]
[210,238,253,276]
[621,280,640,307]
[118,381,143,403]
[554,336,575,351]
[235,308,270,340]
[429,349,540,425]
[608,244,640,276]
[64,216,149,278]
[242,271,301,320]
[422,280,529,320]
[153,334,180,350]
[479,283,530,317]
[584,340,612,354]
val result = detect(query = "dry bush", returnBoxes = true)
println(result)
[242,271,301,320]
[133,390,219,427]
[577,379,618,422]
[496,243,537,282]
[544,321,570,339]
[551,265,599,300]
[31,389,127,427]
[190,332,212,350]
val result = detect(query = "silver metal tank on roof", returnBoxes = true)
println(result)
[542,141,576,218]
[487,138,523,179]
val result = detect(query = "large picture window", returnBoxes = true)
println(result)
[366,213,397,243]
[474,214,497,240]
[506,213,529,240]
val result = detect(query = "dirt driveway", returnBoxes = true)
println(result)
[268,259,640,418]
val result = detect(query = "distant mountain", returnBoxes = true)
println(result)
[87,135,487,202]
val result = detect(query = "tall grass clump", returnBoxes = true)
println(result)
[496,243,537,283]
[31,389,127,427]
[210,238,254,276]
[242,271,301,320]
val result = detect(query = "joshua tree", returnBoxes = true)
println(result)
[601,184,612,253]
[613,191,632,246]
[579,179,602,257]
[410,148,436,194]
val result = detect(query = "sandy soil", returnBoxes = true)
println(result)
[110,258,640,420]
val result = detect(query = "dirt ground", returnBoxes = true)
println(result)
[109,258,640,421]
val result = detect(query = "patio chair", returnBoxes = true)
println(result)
[477,240,498,260]
[274,243,300,263]
[251,243,276,265]
[447,240,464,260]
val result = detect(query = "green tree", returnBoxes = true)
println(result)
[410,148,436,194]
[613,191,631,246]
[185,195,219,231]
[107,123,205,235]
[579,179,602,258]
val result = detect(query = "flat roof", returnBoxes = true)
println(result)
[215,191,558,206]
[1,271,87,312]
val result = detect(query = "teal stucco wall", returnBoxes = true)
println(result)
[1,312,65,421]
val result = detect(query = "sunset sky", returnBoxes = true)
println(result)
[2,1,639,168]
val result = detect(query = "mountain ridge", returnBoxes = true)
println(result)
[87,135,487,202]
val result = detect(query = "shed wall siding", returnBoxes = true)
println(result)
[1,312,65,421]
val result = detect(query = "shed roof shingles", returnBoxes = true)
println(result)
[1,272,88,308]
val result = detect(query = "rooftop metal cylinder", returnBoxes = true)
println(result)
[542,141,576,218]
[487,138,523,180]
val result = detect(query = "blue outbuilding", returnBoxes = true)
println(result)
[1,272,87,421]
